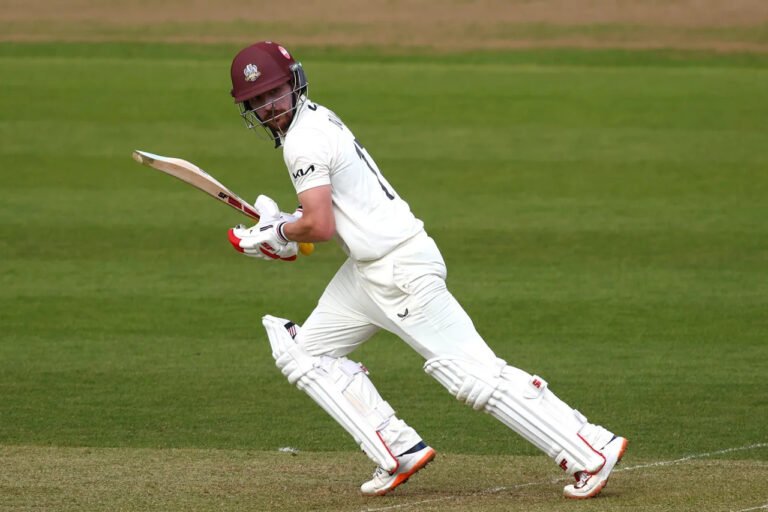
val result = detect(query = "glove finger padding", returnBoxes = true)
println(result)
[258,240,298,261]
[228,227,266,259]
[228,227,249,253]
[228,227,297,262]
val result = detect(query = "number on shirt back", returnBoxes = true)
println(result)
[353,139,395,200]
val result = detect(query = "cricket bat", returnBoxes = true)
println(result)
[132,150,314,256]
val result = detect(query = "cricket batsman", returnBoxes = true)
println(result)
[227,41,628,498]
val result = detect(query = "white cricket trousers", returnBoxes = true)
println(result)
[295,232,616,470]
[297,231,500,367]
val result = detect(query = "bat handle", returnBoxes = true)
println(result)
[298,242,315,256]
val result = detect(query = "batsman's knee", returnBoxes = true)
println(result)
[263,315,312,385]
[424,357,508,410]
[424,356,546,410]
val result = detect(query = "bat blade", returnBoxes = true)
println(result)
[132,150,314,256]
[132,150,261,220]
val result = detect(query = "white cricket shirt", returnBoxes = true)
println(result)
[282,99,424,261]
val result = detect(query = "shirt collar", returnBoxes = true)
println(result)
[277,94,309,146]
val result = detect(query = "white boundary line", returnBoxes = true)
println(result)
[361,442,768,512]
[616,443,768,473]
[732,505,768,512]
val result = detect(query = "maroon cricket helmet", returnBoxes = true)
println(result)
[230,41,307,103]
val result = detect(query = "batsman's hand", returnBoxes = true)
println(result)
[254,194,300,224]
[228,223,298,262]
[252,194,305,258]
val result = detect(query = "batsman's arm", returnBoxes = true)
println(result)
[282,185,335,242]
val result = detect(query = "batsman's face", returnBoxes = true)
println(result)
[249,82,294,133]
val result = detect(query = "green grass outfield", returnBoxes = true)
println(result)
[1,42,767,511]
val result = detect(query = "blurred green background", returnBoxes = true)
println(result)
[1,40,766,465]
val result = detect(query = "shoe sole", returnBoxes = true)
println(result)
[373,448,436,496]
[564,437,628,500]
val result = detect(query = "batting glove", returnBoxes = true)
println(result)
[253,194,302,224]
[252,194,301,260]
[228,223,298,262]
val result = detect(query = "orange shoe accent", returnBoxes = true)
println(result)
[375,448,436,496]
[569,438,628,500]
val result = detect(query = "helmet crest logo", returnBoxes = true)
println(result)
[243,64,261,82]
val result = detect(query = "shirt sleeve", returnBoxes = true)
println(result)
[283,127,333,194]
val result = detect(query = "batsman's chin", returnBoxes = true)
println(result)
[267,115,291,132]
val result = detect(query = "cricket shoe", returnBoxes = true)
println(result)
[563,436,628,499]
[360,442,436,496]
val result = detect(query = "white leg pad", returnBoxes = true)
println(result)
[263,315,400,472]
[424,357,608,475]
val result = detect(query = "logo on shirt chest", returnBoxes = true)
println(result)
[292,164,315,180]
